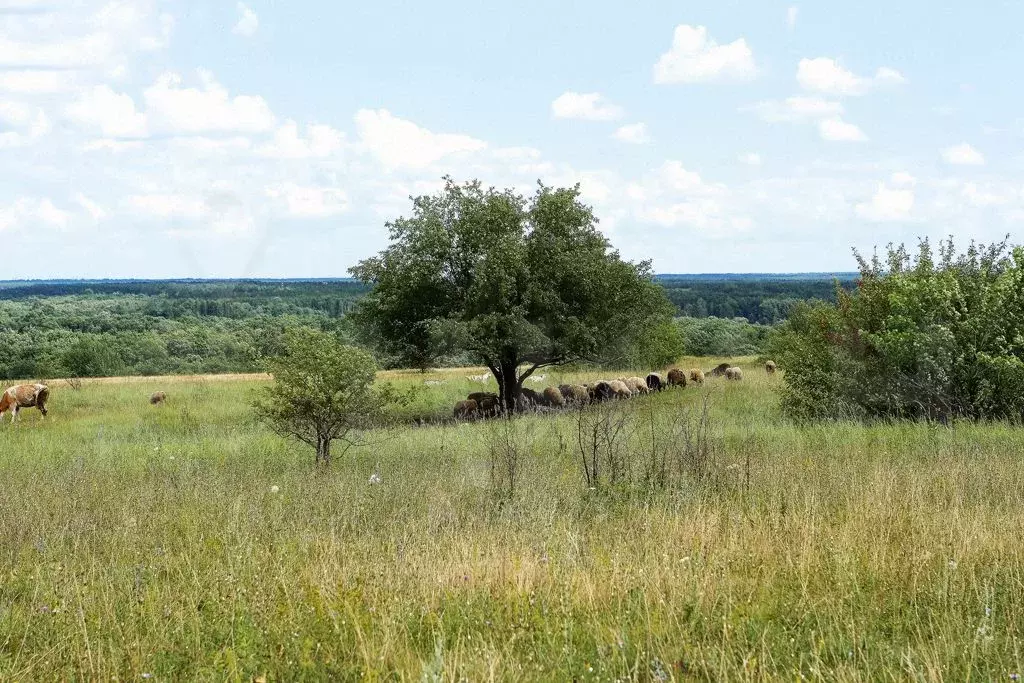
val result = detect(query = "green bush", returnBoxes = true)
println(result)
[677,316,769,357]
[767,238,1024,421]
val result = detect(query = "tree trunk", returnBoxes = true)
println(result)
[497,359,521,414]
[316,434,332,465]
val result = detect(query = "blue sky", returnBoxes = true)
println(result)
[0,0,1021,278]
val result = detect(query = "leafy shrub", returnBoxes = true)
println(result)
[767,238,1024,421]
[677,316,770,357]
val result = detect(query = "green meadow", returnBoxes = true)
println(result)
[1,359,1023,680]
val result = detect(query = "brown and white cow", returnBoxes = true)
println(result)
[0,383,50,423]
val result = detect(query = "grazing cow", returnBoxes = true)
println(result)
[710,363,731,377]
[765,361,778,374]
[0,383,49,423]
[725,367,743,381]
[689,368,705,385]
[150,391,167,405]
[667,369,687,388]
[454,399,479,420]
[646,373,665,392]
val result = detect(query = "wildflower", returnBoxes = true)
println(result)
[986,606,992,617]
[141,674,153,679]
[1009,674,1019,681]
[368,472,382,485]
[948,559,958,570]
[270,485,280,494]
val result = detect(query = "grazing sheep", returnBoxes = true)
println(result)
[688,369,705,385]
[543,386,566,408]
[149,391,167,405]
[478,396,501,418]
[519,387,546,409]
[560,384,590,405]
[624,377,650,395]
[454,399,479,419]
[725,367,743,381]
[467,391,498,404]
[667,369,687,388]
[588,381,614,403]
[710,363,731,377]
[608,380,633,399]
[646,373,665,392]
[765,360,777,374]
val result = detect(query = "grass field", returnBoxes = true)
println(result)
[2,358,1024,680]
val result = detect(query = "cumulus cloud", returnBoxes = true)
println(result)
[256,121,345,159]
[551,91,623,121]
[612,122,650,144]
[65,85,148,137]
[233,3,259,37]
[653,25,756,84]
[0,197,71,232]
[856,183,914,222]
[354,108,487,170]
[818,118,868,142]
[740,153,762,166]
[942,143,985,166]
[143,70,275,135]
[797,58,906,96]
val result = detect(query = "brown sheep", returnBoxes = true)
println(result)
[519,387,545,409]
[454,399,479,419]
[608,380,632,399]
[667,369,687,388]
[543,386,566,408]
[725,367,743,381]
[765,361,777,374]
[149,391,167,405]
[646,373,665,392]
[478,396,501,418]
[688,369,705,385]
[560,384,590,405]
[467,391,498,403]
[709,363,731,377]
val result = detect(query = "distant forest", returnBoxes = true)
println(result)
[0,275,855,379]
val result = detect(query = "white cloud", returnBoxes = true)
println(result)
[740,152,762,166]
[266,183,349,217]
[144,70,276,135]
[653,25,756,84]
[0,197,71,232]
[856,183,914,222]
[354,108,487,170]
[787,6,799,29]
[612,122,650,144]
[0,70,76,94]
[962,182,1011,207]
[797,58,906,96]
[256,121,344,159]
[233,3,259,38]
[551,91,623,121]
[65,85,148,137]
[81,138,145,153]
[749,96,843,123]
[818,118,868,142]
[0,101,49,147]
[942,143,985,166]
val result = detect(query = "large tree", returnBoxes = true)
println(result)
[350,178,677,412]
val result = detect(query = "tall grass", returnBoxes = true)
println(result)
[0,360,1022,680]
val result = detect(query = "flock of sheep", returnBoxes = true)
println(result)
[453,360,778,419]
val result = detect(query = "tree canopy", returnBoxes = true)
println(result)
[253,328,396,464]
[768,237,1024,421]
[350,178,678,410]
